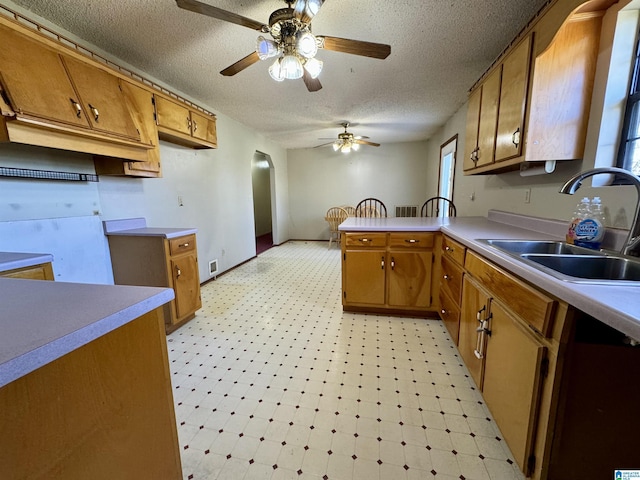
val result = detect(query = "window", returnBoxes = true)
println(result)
[617,27,640,175]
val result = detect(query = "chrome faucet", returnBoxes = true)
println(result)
[559,167,640,256]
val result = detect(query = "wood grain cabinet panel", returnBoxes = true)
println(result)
[0,262,54,280]
[155,95,217,149]
[387,251,432,308]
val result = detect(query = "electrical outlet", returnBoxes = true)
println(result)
[178,195,184,207]
[524,188,531,204]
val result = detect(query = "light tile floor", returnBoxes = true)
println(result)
[168,241,525,480]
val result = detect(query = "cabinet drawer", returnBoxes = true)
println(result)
[441,255,464,305]
[442,235,466,265]
[388,232,434,249]
[465,250,555,337]
[439,290,460,344]
[169,234,196,256]
[344,233,387,248]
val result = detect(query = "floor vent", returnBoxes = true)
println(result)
[208,259,219,277]
[395,205,418,217]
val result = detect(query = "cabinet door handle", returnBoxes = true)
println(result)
[187,117,192,130]
[175,265,181,277]
[192,119,198,132]
[443,274,450,281]
[512,127,521,147]
[441,309,447,316]
[70,98,82,118]
[381,257,385,270]
[88,104,99,122]
[476,305,486,322]
[404,239,419,244]
[391,257,395,270]
[445,246,454,253]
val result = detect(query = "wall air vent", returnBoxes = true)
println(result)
[208,259,219,277]
[395,205,418,217]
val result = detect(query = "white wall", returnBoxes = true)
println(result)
[287,141,433,240]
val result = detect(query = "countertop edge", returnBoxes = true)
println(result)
[0,252,54,273]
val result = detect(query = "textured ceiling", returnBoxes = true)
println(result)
[4,0,549,149]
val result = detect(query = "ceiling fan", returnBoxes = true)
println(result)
[175,0,391,92]
[316,122,380,152]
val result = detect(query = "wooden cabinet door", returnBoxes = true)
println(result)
[387,251,432,308]
[0,24,90,128]
[343,250,386,306]
[62,56,140,140]
[495,35,532,162]
[482,299,546,475]
[463,87,481,171]
[190,110,217,145]
[459,276,490,388]
[171,254,201,321]
[155,96,191,136]
[476,67,501,168]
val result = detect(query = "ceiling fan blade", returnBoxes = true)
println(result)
[317,36,391,59]
[175,0,266,31]
[354,135,370,140]
[302,70,322,92]
[355,139,380,147]
[220,52,260,76]
[314,141,335,148]
[293,0,325,24]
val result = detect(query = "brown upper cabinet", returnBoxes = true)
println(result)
[155,96,217,149]
[464,0,613,175]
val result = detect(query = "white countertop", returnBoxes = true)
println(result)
[339,213,640,341]
[0,278,174,388]
[0,252,54,273]
[103,217,196,239]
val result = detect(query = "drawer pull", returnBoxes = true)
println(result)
[359,238,371,243]
[443,274,450,281]
[404,239,419,244]
[179,243,190,248]
[445,246,454,252]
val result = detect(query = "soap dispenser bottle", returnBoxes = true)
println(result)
[566,197,591,244]
[574,197,604,249]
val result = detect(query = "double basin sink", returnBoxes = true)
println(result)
[480,239,640,285]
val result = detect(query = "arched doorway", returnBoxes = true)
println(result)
[252,152,274,254]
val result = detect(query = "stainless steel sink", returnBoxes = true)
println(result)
[480,239,606,256]
[480,239,640,285]
[521,254,640,284]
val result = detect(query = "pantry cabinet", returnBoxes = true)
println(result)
[155,95,217,149]
[342,231,436,314]
[107,232,201,332]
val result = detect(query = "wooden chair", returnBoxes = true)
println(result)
[421,196,457,217]
[325,207,349,248]
[355,198,387,218]
[341,205,356,217]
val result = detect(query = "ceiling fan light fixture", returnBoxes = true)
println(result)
[256,36,280,60]
[332,141,341,151]
[340,143,351,153]
[296,31,318,58]
[268,58,285,81]
[304,57,323,79]
[306,0,323,18]
[352,142,360,151]
[281,53,304,79]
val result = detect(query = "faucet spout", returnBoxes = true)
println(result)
[559,167,640,256]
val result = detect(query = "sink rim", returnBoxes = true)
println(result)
[478,238,640,286]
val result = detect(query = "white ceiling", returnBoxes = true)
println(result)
[4,0,549,149]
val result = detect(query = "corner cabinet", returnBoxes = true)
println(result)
[342,231,437,315]
[463,0,612,175]
[107,233,202,333]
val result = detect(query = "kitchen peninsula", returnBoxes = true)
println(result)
[340,210,640,479]
[0,275,182,478]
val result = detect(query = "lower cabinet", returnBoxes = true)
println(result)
[342,231,436,314]
[457,249,561,479]
[0,262,54,280]
[107,233,201,332]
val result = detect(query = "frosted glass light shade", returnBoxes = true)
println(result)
[268,58,285,81]
[297,32,317,58]
[256,36,279,60]
[332,142,340,151]
[281,54,304,79]
[304,57,323,79]
[352,143,360,151]
[305,0,322,18]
